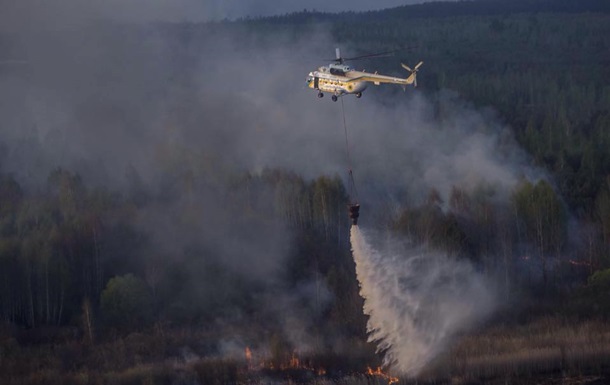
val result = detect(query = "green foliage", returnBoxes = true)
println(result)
[100,274,153,331]
[569,268,610,318]
[393,188,473,258]
[588,268,610,289]
[512,180,567,287]
[512,180,566,243]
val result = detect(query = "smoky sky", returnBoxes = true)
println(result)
[0,0,550,355]
[0,1,546,297]
[1,0,453,26]
[0,14,542,208]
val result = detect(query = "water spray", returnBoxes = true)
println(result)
[350,227,496,376]
[336,81,493,377]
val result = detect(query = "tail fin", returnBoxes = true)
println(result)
[401,61,423,87]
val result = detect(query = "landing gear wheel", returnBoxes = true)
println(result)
[356,92,362,98]
[317,92,324,98]
[331,95,338,102]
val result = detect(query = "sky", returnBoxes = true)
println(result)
[1,0,442,26]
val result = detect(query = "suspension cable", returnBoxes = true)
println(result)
[340,97,358,203]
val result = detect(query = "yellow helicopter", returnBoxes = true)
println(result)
[306,48,423,101]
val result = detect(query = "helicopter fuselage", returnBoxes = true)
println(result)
[306,65,368,98]
[306,61,420,101]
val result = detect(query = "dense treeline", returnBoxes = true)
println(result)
[256,0,610,24]
[249,6,610,217]
[244,4,610,267]
[0,167,602,333]
[0,167,368,339]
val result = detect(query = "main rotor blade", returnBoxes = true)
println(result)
[414,61,424,70]
[326,47,419,63]
[342,50,397,61]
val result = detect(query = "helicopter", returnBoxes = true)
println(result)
[306,48,423,101]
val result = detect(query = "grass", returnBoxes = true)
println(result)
[421,316,610,383]
[3,317,610,384]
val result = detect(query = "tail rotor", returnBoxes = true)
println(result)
[401,61,423,87]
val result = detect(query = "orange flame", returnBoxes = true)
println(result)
[245,347,252,369]
[244,346,399,383]
[366,366,399,384]
[244,347,328,378]
[289,350,300,368]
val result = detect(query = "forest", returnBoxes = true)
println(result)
[1,0,610,384]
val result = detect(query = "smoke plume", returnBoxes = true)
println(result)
[350,226,496,375]
[0,1,544,359]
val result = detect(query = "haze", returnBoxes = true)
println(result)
[1,0,451,25]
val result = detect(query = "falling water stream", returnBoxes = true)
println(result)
[350,226,496,376]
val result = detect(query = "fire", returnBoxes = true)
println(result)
[288,350,300,368]
[280,350,322,373]
[245,347,252,370]
[367,366,399,384]
[242,343,406,384]
[245,347,326,376]
[244,347,399,383]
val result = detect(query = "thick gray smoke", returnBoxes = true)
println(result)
[0,0,541,205]
[0,1,542,357]
[0,18,536,294]
[350,226,496,375]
